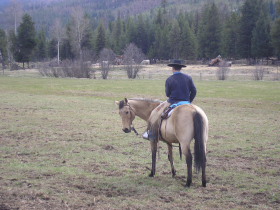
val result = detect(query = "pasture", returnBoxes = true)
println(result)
[0,66,279,210]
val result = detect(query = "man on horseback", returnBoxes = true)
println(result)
[143,59,197,141]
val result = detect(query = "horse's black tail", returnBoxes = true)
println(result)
[193,111,206,172]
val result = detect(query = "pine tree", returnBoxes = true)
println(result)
[16,14,36,68]
[48,39,57,59]
[134,15,149,54]
[111,13,126,55]
[169,19,181,58]
[178,13,198,60]
[95,23,106,56]
[221,13,239,59]
[60,38,74,60]
[0,29,8,67]
[238,0,262,59]
[251,9,273,60]
[153,24,170,59]
[271,4,280,58]
[198,3,222,59]
[35,29,47,61]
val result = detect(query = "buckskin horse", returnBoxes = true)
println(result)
[115,98,208,187]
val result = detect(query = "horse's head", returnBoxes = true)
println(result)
[115,98,136,133]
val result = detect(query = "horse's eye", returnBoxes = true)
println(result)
[126,111,129,114]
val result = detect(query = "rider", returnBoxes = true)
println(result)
[143,59,197,141]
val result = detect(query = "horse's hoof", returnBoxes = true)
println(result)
[172,170,176,177]
[149,173,154,177]
[202,181,206,187]
[185,180,192,187]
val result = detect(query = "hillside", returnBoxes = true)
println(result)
[0,0,245,31]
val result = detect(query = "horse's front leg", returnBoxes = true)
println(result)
[149,140,157,177]
[167,144,176,177]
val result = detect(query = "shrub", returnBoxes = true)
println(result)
[216,66,230,80]
[253,66,265,80]
[39,60,93,78]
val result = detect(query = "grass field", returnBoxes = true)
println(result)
[0,67,279,210]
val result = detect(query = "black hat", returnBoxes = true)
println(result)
[167,59,186,68]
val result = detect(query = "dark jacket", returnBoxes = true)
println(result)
[165,72,196,104]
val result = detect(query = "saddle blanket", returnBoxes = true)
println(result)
[163,101,191,119]
[169,101,190,108]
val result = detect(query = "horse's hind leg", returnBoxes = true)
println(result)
[185,148,193,187]
[149,140,158,177]
[167,144,176,177]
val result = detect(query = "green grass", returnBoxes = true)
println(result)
[0,74,279,209]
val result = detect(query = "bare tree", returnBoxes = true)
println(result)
[216,65,230,80]
[123,43,145,79]
[68,7,89,59]
[9,0,23,34]
[253,65,265,80]
[98,48,115,79]
[51,19,64,65]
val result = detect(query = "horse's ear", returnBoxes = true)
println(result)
[124,98,128,104]
[115,101,120,106]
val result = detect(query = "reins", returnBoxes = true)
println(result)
[131,125,146,136]
[125,103,146,137]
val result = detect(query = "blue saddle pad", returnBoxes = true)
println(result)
[169,101,190,109]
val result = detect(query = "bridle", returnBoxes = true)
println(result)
[123,103,146,136]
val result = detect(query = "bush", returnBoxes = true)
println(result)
[39,60,93,78]
[216,66,230,80]
[253,66,265,80]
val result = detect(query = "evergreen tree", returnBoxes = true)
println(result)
[178,13,198,60]
[271,3,280,58]
[60,38,75,60]
[16,14,36,68]
[35,29,47,61]
[169,19,181,58]
[221,13,239,59]
[238,0,262,59]
[0,29,8,66]
[153,24,170,59]
[198,3,222,59]
[134,15,149,54]
[111,13,126,55]
[48,39,57,59]
[251,9,273,59]
[95,23,106,56]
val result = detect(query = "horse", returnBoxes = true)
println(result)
[115,98,209,187]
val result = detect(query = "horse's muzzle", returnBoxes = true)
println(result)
[122,128,131,133]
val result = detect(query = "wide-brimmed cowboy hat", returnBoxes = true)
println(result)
[167,59,186,68]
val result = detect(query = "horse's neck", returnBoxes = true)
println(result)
[129,99,159,121]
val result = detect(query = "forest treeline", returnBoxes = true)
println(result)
[0,0,280,68]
